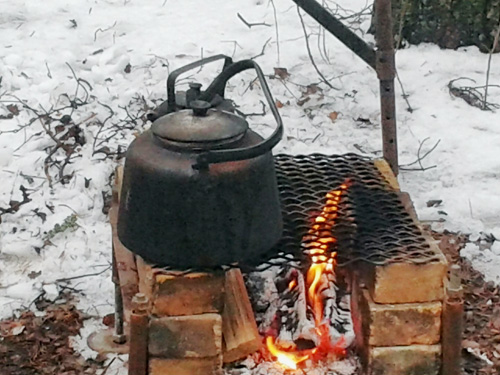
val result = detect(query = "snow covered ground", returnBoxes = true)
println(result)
[1,0,499,372]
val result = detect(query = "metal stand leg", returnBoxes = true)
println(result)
[112,247,126,344]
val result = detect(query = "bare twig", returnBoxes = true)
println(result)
[221,40,243,58]
[396,71,413,113]
[269,0,281,65]
[400,137,440,171]
[94,21,117,42]
[237,13,271,28]
[251,37,272,60]
[448,78,499,111]
[45,62,52,79]
[484,19,500,110]
[56,266,111,283]
[101,357,117,375]
[297,7,338,90]
[237,100,267,117]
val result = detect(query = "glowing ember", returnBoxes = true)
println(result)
[266,337,309,370]
[265,181,349,369]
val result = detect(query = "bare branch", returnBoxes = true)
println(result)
[251,37,272,60]
[297,6,338,90]
[400,137,440,172]
[269,0,281,66]
[237,13,271,28]
[484,19,500,110]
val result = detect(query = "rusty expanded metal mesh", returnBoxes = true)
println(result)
[244,153,440,271]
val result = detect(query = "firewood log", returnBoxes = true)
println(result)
[222,268,262,363]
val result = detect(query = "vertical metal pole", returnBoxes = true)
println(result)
[129,293,149,375]
[375,0,398,175]
[442,265,464,375]
[112,247,126,344]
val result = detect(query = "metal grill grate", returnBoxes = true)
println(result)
[243,153,440,272]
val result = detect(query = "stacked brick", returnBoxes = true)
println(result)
[351,162,449,375]
[136,260,226,375]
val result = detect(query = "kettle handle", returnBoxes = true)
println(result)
[166,54,233,113]
[194,60,284,169]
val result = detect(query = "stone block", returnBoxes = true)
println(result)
[374,159,400,191]
[134,257,225,316]
[357,288,442,346]
[153,271,225,316]
[368,345,441,375]
[363,242,447,303]
[149,314,222,358]
[149,357,222,375]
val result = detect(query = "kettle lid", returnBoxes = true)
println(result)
[152,100,248,145]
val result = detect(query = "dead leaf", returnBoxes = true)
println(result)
[55,124,65,134]
[304,84,322,96]
[102,313,115,327]
[463,339,481,349]
[328,112,339,122]
[273,67,290,80]
[297,97,310,106]
[11,325,25,336]
[28,270,42,279]
[490,307,500,330]
[276,100,284,108]
[426,199,443,207]
[7,104,19,116]
[356,117,372,125]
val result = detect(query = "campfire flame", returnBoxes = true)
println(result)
[266,182,349,369]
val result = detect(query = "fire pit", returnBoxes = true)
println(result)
[105,154,449,375]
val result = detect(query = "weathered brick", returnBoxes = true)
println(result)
[374,159,400,191]
[135,257,225,317]
[363,242,447,303]
[153,272,225,316]
[149,357,222,375]
[149,314,222,358]
[368,345,441,375]
[357,287,442,346]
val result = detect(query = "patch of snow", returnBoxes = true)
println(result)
[0,0,500,370]
[461,243,500,284]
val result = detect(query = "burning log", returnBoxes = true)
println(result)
[263,182,352,370]
[276,267,316,344]
[222,268,262,363]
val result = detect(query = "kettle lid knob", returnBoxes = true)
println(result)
[191,100,211,117]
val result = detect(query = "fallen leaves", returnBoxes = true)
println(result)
[0,303,104,375]
[434,231,500,374]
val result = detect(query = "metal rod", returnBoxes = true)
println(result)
[374,0,398,174]
[291,0,376,69]
[442,265,464,375]
[128,293,149,375]
[112,248,126,344]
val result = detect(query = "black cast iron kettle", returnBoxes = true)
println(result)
[117,56,284,268]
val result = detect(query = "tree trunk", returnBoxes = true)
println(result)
[370,0,500,52]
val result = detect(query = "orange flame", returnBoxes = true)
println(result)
[265,181,350,369]
[266,337,309,369]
